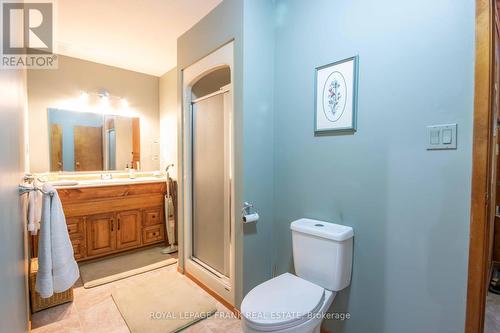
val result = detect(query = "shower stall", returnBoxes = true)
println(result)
[181,42,235,305]
[192,86,231,278]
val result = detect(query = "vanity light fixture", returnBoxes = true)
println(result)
[98,89,109,99]
[99,89,110,107]
[77,90,133,115]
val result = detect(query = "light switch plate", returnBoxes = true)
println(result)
[442,129,452,144]
[426,124,457,150]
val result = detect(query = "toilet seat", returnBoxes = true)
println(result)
[241,273,325,331]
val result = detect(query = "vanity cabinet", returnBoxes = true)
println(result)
[32,182,169,262]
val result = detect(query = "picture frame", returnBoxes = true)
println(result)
[314,55,359,134]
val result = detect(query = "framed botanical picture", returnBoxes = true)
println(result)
[315,56,359,134]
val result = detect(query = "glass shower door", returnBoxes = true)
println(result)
[191,91,230,277]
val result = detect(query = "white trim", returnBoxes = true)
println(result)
[181,42,235,305]
[191,86,231,104]
[186,258,232,299]
[191,257,231,287]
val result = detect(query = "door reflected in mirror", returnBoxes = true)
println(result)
[48,108,140,172]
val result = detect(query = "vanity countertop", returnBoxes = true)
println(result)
[51,176,167,189]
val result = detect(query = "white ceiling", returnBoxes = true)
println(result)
[54,0,223,76]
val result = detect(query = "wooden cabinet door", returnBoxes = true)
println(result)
[86,213,115,257]
[116,210,142,250]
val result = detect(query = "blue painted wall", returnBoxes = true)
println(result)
[177,0,277,302]
[272,1,474,332]
[177,0,247,304]
[242,0,276,295]
[47,108,103,171]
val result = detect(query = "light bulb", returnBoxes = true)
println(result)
[79,91,89,102]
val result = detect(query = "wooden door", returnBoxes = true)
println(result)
[131,118,140,168]
[466,1,500,332]
[493,1,500,264]
[116,210,142,250]
[86,213,115,257]
[49,124,63,171]
[74,126,103,171]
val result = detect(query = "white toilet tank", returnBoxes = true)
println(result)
[291,218,353,291]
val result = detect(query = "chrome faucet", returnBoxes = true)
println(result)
[101,173,113,180]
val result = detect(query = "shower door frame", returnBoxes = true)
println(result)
[181,42,236,306]
[190,86,232,280]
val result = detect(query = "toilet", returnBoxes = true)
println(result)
[241,218,354,333]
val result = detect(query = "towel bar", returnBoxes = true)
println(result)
[20,174,54,197]
[18,184,54,197]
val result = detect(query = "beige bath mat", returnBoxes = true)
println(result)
[112,269,217,333]
[79,247,177,288]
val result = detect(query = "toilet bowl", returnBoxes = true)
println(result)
[241,273,336,333]
[240,219,354,333]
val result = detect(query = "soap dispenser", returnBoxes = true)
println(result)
[128,163,136,179]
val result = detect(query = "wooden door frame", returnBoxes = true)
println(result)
[49,124,63,171]
[466,0,495,332]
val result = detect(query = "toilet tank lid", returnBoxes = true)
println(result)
[290,218,354,241]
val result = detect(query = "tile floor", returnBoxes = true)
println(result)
[31,264,243,333]
[486,292,500,333]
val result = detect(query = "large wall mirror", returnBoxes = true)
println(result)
[48,108,140,172]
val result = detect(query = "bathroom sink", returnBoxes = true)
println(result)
[50,180,80,187]
[73,177,166,187]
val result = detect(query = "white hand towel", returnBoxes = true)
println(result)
[27,189,43,235]
[35,184,80,298]
[27,191,36,234]
[34,189,42,233]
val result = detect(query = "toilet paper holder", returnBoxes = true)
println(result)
[242,202,254,215]
[242,202,259,223]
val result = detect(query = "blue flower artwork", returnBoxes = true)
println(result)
[315,56,358,134]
